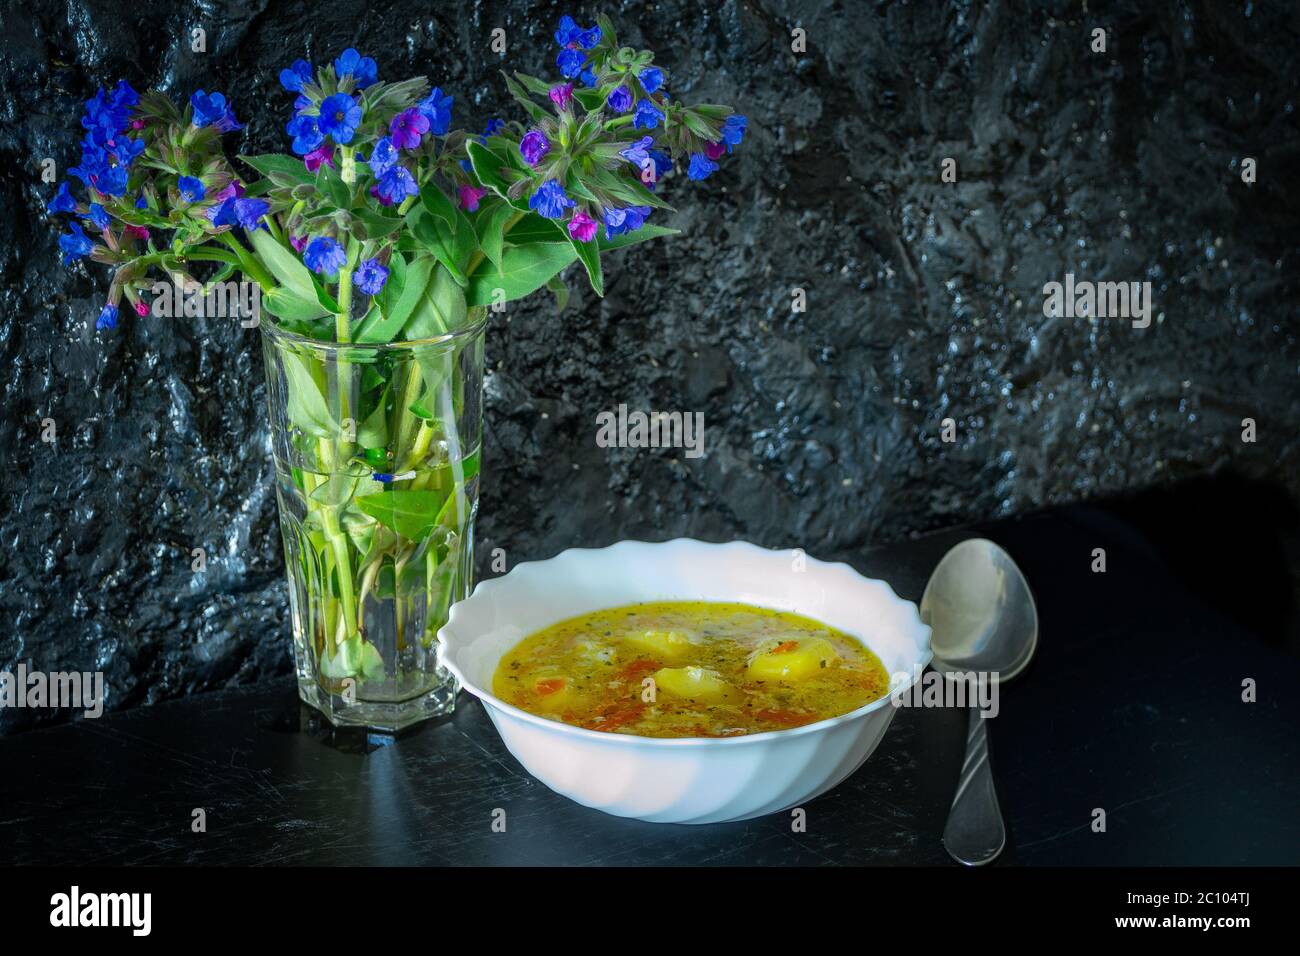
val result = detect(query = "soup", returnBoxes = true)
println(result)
[491,601,891,738]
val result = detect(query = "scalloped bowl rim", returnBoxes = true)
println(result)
[437,538,933,747]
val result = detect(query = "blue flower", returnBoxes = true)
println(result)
[649,150,672,179]
[109,80,139,110]
[84,204,110,230]
[366,137,398,177]
[528,179,575,219]
[334,49,379,89]
[721,114,747,152]
[96,303,119,331]
[639,67,664,94]
[286,114,324,155]
[374,166,417,206]
[293,94,312,115]
[81,90,127,146]
[633,99,664,130]
[177,176,206,203]
[580,68,597,88]
[417,87,453,135]
[618,135,654,169]
[113,136,146,167]
[607,86,633,113]
[135,194,148,210]
[96,165,129,197]
[59,222,94,265]
[687,153,719,180]
[554,15,601,49]
[603,205,651,239]
[353,258,389,295]
[557,48,585,79]
[318,93,362,144]
[47,182,76,214]
[211,197,270,230]
[280,59,313,92]
[190,90,242,131]
[303,236,347,278]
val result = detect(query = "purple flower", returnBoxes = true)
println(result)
[353,258,389,295]
[373,166,418,206]
[47,182,76,214]
[633,99,664,130]
[390,108,430,149]
[177,176,205,203]
[366,137,398,177]
[416,87,454,135]
[303,145,334,172]
[549,84,574,111]
[59,222,94,265]
[190,90,242,131]
[458,184,487,211]
[289,234,308,253]
[603,205,651,239]
[687,153,719,180]
[96,303,119,331]
[280,59,313,92]
[705,141,727,161]
[519,129,550,166]
[303,236,347,278]
[568,209,597,242]
[556,48,585,79]
[720,114,747,152]
[287,114,324,155]
[639,67,664,95]
[528,179,575,219]
[334,49,378,89]
[607,86,633,113]
[84,204,110,230]
[318,93,362,144]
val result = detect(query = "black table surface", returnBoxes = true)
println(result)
[4,484,1299,866]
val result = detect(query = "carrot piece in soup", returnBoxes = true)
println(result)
[534,677,566,696]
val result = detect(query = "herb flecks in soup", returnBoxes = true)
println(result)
[492,601,890,738]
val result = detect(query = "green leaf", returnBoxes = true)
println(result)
[404,265,467,339]
[248,229,318,303]
[573,88,605,112]
[467,141,529,211]
[420,183,459,230]
[407,206,474,286]
[356,388,390,447]
[598,223,681,252]
[355,489,448,540]
[476,202,514,269]
[503,213,569,245]
[264,287,331,322]
[238,154,312,185]
[351,207,403,238]
[465,242,577,306]
[568,234,603,296]
[316,162,352,209]
[280,350,338,438]
[546,274,570,312]
[355,254,432,343]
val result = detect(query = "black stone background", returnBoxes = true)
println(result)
[1,0,1297,733]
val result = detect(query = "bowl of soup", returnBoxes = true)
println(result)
[437,539,931,824]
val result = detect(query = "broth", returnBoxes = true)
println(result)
[491,600,891,738]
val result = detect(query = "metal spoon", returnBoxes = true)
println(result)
[919,538,1038,866]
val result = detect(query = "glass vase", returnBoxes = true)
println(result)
[259,308,485,731]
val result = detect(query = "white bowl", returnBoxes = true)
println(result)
[437,539,932,824]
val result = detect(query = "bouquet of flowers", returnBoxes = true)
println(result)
[45,13,746,729]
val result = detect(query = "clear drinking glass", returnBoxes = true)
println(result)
[260,309,485,731]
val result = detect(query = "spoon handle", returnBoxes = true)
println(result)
[942,707,1006,866]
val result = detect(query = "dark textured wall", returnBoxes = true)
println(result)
[2,0,1298,731]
